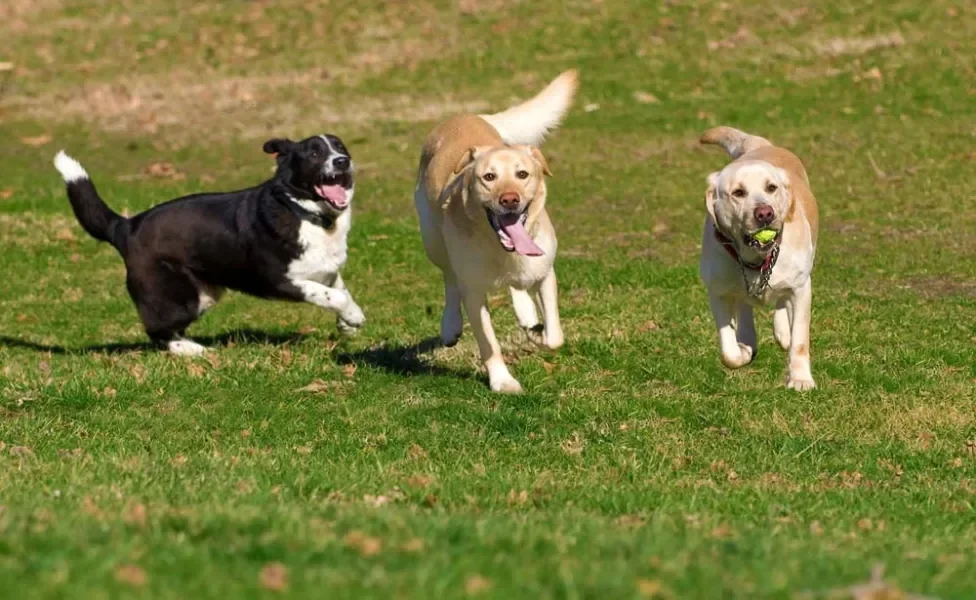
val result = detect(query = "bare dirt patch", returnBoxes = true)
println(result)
[899,276,976,300]
[2,2,468,142]
[0,213,84,248]
[811,32,906,58]
[0,0,62,21]
[459,0,525,15]
[884,400,975,445]
[4,69,489,142]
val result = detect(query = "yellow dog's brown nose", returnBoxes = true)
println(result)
[499,192,520,209]
[754,204,774,225]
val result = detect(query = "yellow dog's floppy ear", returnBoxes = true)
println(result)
[454,147,477,174]
[454,146,494,174]
[771,166,797,222]
[704,171,720,223]
[528,146,553,177]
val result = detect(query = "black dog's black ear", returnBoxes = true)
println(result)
[263,138,294,156]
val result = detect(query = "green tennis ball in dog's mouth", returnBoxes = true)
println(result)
[752,229,777,244]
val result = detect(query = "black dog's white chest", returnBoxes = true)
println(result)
[285,215,349,283]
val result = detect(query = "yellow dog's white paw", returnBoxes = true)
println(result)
[786,374,817,391]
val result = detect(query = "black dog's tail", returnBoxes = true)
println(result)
[53,151,129,256]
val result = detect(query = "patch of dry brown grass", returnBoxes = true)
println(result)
[898,277,976,299]
[4,69,489,142]
[812,32,907,58]
[0,0,61,21]
[0,214,84,248]
[1,0,472,142]
[884,400,976,444]
[458,0,525,15]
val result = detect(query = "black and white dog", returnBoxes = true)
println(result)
[53,135,365,355]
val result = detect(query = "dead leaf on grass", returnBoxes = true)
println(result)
[407,443,429,460]
[507,489,529,506]
[405,473,435,488]
[123,503,147,527]
[860,67,883,81]
[81,496,105,518]
[401,538,425,553]
[128,364,147,383]
[0,188,14,199]
[633,91,660,104]
[114,564,147,586]
[344,530,382,556]
[560,432,585,456]
[803,520,823,537]
[465,574,493,596]
[259,562,288,591]
[144,161,185,180]
[295,380,335,394]
[638,320,658,333]
[363,494,389,507]
[20,134,53,147]
[637,579,663,597]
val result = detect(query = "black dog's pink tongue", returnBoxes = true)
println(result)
[498,213,544,256]
[314,184,348,208]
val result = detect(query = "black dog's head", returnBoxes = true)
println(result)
[263,134,354,212]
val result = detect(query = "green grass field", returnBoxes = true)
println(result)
[1,1,975,598]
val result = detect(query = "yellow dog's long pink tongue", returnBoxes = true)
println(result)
[499,213,544,256]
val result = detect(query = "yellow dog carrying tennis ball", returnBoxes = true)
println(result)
[752,229,777,244]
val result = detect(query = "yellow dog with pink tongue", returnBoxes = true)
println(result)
[413,70,578,393]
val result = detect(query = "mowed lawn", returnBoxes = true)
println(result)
[1,1,975,598]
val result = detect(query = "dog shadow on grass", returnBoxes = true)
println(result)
[335,336,472,380]
[0,329,308,355]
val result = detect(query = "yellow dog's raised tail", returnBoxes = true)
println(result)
[700,126,773,159]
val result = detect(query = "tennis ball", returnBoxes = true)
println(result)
[752,229,777,244]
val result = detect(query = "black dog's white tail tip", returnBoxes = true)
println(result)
[54,150,89,183]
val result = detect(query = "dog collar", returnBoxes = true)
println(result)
[713,225,781,297]
[303,211,335,230]
[291,202,335,230]
[277,186,336,230]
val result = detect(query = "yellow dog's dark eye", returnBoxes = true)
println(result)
[732,188,747,198]
[483,173,497,182]
[766,183,778,193]
[516,170,529,179]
